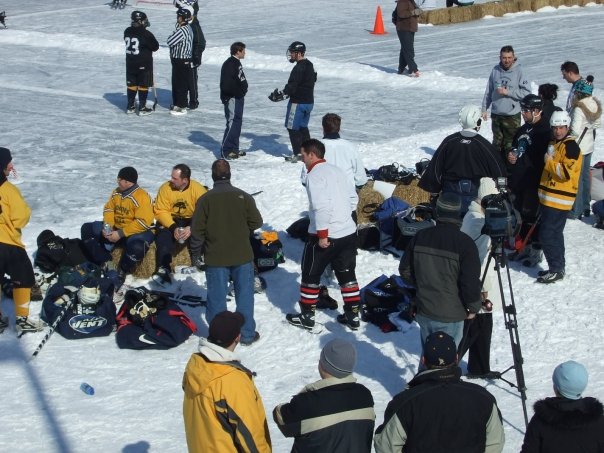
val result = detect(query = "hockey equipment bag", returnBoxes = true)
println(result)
[393,203,435,250]
[286,216,310,241]
[361,274,415,331]
[367,163,415,185]
[40,278,115,340]
[372,196,410,236]
[250,231,285,273]
[34,230,88,274]
[115,287,197,350]
[357,224,380,250]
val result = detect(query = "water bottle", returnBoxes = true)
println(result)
[178,227,185,244]
[80,382,95,396]
[103,223,112,235]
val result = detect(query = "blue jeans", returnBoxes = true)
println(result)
[285,102,313,130]
[539,205,567,273]
[415,313,464,351]
[205,261,256,342]
[221,97,244,155]
[397,30,417,73]
[570,152,592,217]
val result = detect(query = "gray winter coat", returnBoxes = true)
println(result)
[482,61,530,116]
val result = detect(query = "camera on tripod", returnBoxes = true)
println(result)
[480,177,521,239]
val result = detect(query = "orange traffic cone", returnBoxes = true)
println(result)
[370,6,388,35]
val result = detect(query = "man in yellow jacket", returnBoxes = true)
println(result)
[152,163,206,285]
[0,147,44,334]
[537,110,582,284]
[81,167,154,287]
[182,311,271,453]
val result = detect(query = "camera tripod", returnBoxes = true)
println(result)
[481,236,529,427]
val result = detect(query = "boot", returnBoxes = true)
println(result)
[286,302,315,330]
[337,303,360,330]
[316,286,338,310]
[522,244,543,267]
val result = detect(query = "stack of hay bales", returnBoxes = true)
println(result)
[111,242,192,279]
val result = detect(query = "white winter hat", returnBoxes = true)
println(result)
[477,177,498,201]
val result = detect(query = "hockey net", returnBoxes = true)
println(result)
[135,0,174,6]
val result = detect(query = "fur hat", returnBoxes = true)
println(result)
[553,360,588,400]
[477,177,498,201]
[0,147,12,170]
[423,331,457,367]
[319,339,356,378]
[208,311,244,347]
[435,192,462,221]
[117,166,138,184]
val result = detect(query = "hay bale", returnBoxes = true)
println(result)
[172,243,192,268]
[421,8,450,24]
[531,0,551,9]
[514,0,533,10]
[392,180,431,206]
[110,241,192,279]
[449,5,476,23]
[356,181,385,225]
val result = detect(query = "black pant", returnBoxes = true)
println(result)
[0,243,35,287]
[458,313,493,374]
[171,58,194,108]
[301,233,357,286]
[397,30,417,73]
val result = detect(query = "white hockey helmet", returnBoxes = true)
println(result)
[459,104,483,130]
[78,284,101,306]
[550,110,571,127]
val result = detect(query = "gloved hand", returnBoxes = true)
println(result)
[268,89,287,102]
[192,255,206,271]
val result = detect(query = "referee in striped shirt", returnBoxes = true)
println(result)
[167,8,194,115]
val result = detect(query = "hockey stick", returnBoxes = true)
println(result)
[152,83,158,111]
[149,290,206,307]
[30,293,76,359]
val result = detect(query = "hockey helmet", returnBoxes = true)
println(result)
[176,7,192,21]
[287,41,306,62]
[550,110,571,127]
[574,78,593,96]
[78,282,101,307]
[520,94,543,111]
[458,104,483,130]
[131,11,149,27]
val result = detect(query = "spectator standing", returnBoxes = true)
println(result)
[568,78,601,219]
[393,0,420,77]
[482,45,531,159]
[374,331,505,453]
[560,60,582,112]
[538,83,559,125]
[182,311,272,452]
[399,192,482,348]
[536,110,582,283]
[273,339,375,453]
[190,159,263,345]
[220,42,248,160]
[189,0,205,110]
[521,360,604,453]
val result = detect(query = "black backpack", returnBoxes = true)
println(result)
[34,230,88,274]
[361,274,415,331]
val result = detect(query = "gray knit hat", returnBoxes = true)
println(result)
[435,192,462,221]
[319,339,356,378]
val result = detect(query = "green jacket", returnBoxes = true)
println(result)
[190,180,263,266]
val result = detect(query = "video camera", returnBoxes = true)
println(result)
[481,177,521,239]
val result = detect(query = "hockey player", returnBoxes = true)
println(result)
[0,147,44,334]
[167,8,194,116]
[418,105,506,214]
[124,11,159,115]
[269,41,317,163]
[220,42,248,160]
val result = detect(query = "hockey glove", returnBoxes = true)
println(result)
[192,255,207,271]
[268,89,287,102]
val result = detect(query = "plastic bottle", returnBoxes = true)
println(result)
[178,227,185,244]
[80,382,95,396]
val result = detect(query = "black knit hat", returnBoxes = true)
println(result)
[117,166,138,184]
[0,147,12,170]
[208,311,244,347]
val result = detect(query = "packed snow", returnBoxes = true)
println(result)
[1,0,603,452]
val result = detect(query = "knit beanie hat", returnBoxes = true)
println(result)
[423,331,457,367]
[477,177,498,201]
[552,360,588,400]
[574,78,593,96]
[435,192,462,221]
[319,339,356,378]
[207,311,244,347]
[117,166,138,184]
[0,147,12,170]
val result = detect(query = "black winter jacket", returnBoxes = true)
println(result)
[220,55,248,102]
[399,221,482,322]
[284,59,316,104]
[508,117,551,192]
[418,130,506,194]
[190,17,206,66]
[273,375,375,453]
[124,25,159,70]
[521,396,604,453]
[374,367,505,453]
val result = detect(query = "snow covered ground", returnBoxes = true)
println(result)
[1,0,604,451]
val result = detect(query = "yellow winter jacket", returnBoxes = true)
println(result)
[0,179,31,248]
[153,180,207,228]
[103,185,154,237]
[182,345,272,453]
[538,136,582,211]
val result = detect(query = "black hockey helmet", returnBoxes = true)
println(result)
[131,10,149,27]
[287,41,306,54]
[520,94,543,111]
[176,7,192,21]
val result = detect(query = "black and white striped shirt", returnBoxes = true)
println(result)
[167,24,193,60]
